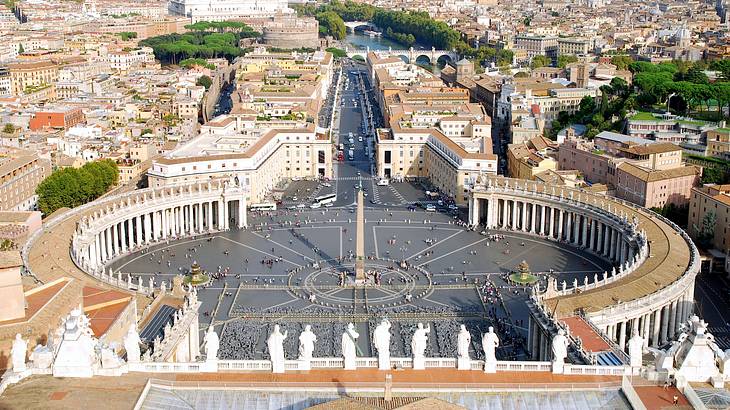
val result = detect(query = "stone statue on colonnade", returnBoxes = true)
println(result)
[267,324,287,373]
[373,319,391,371]
[457,324,471,370]
[551,329,569,374]
[482,326,499,373]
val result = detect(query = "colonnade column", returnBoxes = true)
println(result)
[642,313,650,347]
[660,305,670,344]
[120,220,127,253]
[609,229,616,260]
[618,321,626,350]
[540,205,546,235]
[161,210,168,239]
[652,309,662,347]
[511,199,517,229]
[587,219,596,250]
[111,224,119,257]
[530,203,537,233]
[224,200,230,230]
[548,208,555,238]
[180,205,185,235]
[136,215,143,245]
[197,203,204,233]
[521,202,527,231]
[557,210,564,240]
[176,206,181,235]
[238,200,246,228]
[217,200,225,230]
[89,242,97,268]
[582,217,589,248]
[152,211,159,241]
[94,234,102,266]
[207,202,214,230]
[669,299,678,338]
[573,214,580,245]
[144,213,152,244]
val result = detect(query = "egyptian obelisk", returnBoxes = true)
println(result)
[355,187,365,282]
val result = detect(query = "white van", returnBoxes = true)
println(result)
[377,178,389,186]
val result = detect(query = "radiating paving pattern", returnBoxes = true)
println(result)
[138,386,630,410]
[111,208,611,360]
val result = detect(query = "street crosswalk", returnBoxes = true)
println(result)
[388,185,408,204]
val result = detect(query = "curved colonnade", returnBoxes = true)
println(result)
[23,180,246,295]
[23,175,698,361]
[468,177,699,356]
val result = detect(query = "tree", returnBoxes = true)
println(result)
[695,211,716,249]
[117,32,137,41]
[710,59,730,81]
[0,239,16,251]
[650,203,689,228]
[325,47,347,58]
[530,55,551,69]
[316,11,346,40]
[610,55,632,71]
[2,123,14,133]
[36,159,118,215]
[180,58,215,70]
[557,54,578,68]
[196,75,212,90]
[676,66,709,84]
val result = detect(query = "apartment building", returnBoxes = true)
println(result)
[506,135,558,180]
[376,125,497,204]
[614,162,700,208]
[103,47,156,72]
[559,130,700,208]
[235,50,334,121]
[8,60,59,96]
[370,56,497,204]
[0,148,52,211]
[557,37,592,56]
[29,106,85,131]
[688,184,730,266]
[513,34,558,60]
[706,128,730,160]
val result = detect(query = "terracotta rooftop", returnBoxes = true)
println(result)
[617,163,700,183]
[619,142,681,156]
[561,316,611,352]
[82,286,132,337]
[0,250,22,269]
[0,278,71,326]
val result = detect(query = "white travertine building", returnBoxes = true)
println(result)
[168,0,292,22]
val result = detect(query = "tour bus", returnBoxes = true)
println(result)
[250,202,277,211]
[314,193,337,205]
